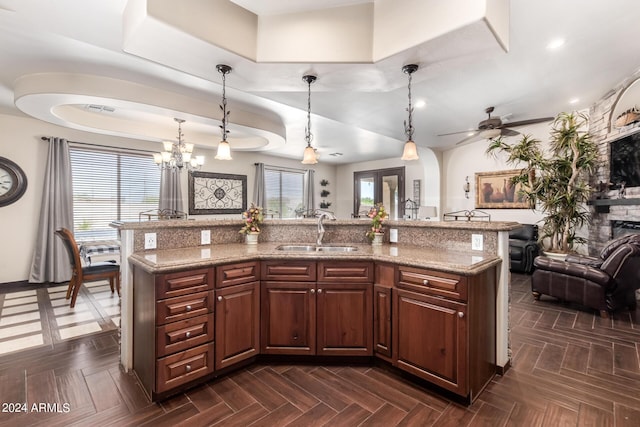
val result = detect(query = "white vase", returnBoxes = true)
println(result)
[542,250,567,261]
[372,233,384,245]
[245,232,259,245]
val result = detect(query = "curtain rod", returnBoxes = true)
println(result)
[41,136,155,154]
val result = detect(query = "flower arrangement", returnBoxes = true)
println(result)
[239,204,264,234]
[365,203,388,240]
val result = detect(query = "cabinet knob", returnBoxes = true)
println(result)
[185,364,192,373]
[423,279,429,285]
[185,331,191,338]
[310,289,315,294]
[217,296,223,301]
[318,288,323,293]
[458,311,464,318]
[185,305,192,311]
[293,335,298,340]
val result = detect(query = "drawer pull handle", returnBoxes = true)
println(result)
[185,364,192,373]
[458,312,464,318]
[185,331,191,338]
[423,279,429,285]
[185,305,192,312]
[310,289,315,294]
[318,288,323,293]
[217,296,223,302]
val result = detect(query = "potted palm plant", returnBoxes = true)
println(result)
[486,111,599,254]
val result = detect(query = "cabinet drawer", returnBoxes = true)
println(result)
[398,266,467,301]
[262,260,316,281]
[156,268,214,299]
[216,261,259,288]
[156,291,214,325]
[318,261,374,283]
[156,343,214,394]
[156,313,214,357]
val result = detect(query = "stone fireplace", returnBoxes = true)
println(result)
[587,70,640,256]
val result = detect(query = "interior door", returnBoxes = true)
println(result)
[354,167,405,219]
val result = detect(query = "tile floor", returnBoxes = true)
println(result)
[0,280,119,356]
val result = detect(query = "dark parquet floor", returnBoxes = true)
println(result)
[0,273,639,426]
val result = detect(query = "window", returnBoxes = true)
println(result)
[70,146,160,241]
[264,166,305,219]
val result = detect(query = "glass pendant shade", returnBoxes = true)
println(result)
[302,145,318,164]
[215,140,232,160]
[401,140,419,161]
[480,128,501,139]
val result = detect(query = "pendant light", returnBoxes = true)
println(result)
[401,64,420,161]
[215,64,233,160]
[301,74,318,164]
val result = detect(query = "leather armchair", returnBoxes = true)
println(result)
[509,224,540,274]
[531,234,640,317]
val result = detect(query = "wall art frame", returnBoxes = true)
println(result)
[475,169,529,209]
[188,171,247,215]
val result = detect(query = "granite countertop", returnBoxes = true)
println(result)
[129,242,502,276]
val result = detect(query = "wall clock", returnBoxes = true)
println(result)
[0,156,28,207]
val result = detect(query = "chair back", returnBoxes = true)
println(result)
[55,228,81,272]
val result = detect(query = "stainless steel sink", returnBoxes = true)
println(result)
[317,246,358,252]
[276,245,358,252]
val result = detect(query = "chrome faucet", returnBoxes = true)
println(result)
[316,210,336,245]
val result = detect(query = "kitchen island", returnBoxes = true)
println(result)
[115,219,519,403]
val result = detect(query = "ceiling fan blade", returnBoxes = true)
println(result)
[438,129,478,137]
[455,131,481,145]
[500,128,520,137]
[503,117,554,128]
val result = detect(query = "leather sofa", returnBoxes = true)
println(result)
[509,224,540,274]
[531,234,640,317]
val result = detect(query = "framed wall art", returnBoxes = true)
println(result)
[475,169,529,209]
[189,171,247,215]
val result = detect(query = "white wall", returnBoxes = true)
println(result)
[0,113,336,284]
[441,121,552,224]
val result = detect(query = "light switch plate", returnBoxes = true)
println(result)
[201,230,211,245]
[472,234,483,251]
[144,232,157,250]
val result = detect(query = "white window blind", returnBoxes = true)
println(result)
[70,147,160,241]
[264,167,304,219]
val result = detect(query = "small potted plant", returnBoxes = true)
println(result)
[365,203,388,245]
[239,204,264,244]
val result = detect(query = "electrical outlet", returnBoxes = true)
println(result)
[144,232,157,250]
[472,234,483,251]
[201,230,211,245]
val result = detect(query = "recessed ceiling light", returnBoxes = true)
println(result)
[546,38,565,50]
[415,100,426,108]
[569,98,580,104]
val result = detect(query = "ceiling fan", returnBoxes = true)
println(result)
[439,106,554,145]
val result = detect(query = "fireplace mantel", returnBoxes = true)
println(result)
[588,198,640,213]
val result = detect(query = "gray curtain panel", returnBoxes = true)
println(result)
[253,162,265,207]
[303,169,315,212]
[159,167,183,213]
[29,137,73,283]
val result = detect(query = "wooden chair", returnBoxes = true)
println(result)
[55,228,120,308]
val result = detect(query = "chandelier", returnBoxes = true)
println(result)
[215,64,233,160]
[301,74,318,164]
[153,118,204,170]
[401,64,420,161]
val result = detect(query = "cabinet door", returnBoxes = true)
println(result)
[261,282,315,355]
[373,284,392,358]
[393,288,468,396]
[215,281,260,370]
[316,283,372,356]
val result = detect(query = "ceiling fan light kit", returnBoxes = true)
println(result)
[301,74,319,165]
[401,64,420,161]
[215,64,233,161]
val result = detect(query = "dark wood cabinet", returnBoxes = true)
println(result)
[373,263,395,360]
[261,281,316,354]
[215,265,260,371]
[132,266,215,400]
[261,261,374,356]
[393,266,496,403]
